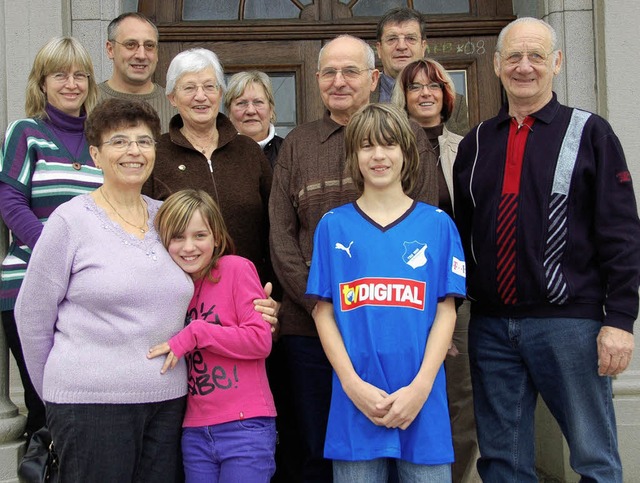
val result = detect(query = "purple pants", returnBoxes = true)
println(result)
[182,417,276,483]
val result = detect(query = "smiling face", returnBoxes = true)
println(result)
[495,20,562,115]
[168,68,221,129]
[90,124,156,191]
[42,64,89,117]
[317,36,379,125]
[106,17,158,91]
[357,139,404,192]
[167,209,215,278]
[406,70,444,128]
[228,82,272,142]
[376,20,427,78]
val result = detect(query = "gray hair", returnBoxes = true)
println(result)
[166,48,226,95]
[224,70,276,122]
[317,35,376,71]
[496,17,558,53]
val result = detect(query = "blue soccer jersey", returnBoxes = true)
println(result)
[306,201,466,464]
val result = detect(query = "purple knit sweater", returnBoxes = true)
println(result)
[15,194,194,404]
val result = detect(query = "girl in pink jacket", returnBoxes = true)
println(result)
[149,189,276,483]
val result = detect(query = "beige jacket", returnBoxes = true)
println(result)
[438,126,463,204]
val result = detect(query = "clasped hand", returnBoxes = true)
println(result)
[345,378,430,430]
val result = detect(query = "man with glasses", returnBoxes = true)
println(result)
[372,7,469,136]
[269,34,438,482]
[98,12,176,131]
[453,17,640,482]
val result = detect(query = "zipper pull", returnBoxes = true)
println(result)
[207,159,213,173]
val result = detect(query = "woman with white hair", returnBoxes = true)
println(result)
[224,70,283,167]
[145,49,277,297]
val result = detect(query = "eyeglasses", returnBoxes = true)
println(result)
[232,99,268,110]
[49,72,90,83]
[501,50,554,66]
[176,83,220,96]
[407,82,443,93]
[100,136,156,150]
[318,67,372,82]
[111,39,158,52]
[381,35,421,47]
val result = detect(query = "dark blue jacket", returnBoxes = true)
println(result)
[453,94,640,332]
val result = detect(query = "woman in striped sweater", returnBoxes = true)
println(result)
[0,36,103,440]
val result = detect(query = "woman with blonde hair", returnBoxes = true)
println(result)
[224,70,283,167]
[0,36,102,440]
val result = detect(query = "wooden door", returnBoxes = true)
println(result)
[140,0,514,131]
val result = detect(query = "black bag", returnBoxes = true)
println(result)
[18,427,59,483]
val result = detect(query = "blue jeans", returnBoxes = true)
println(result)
[333,458,450,483]
[281,335,333,482]
[182,417,276,483]
[469,316,622,482]
[47,397,185,483]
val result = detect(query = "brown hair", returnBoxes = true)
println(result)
[376,7,427,42]
[85,98,161,146]
[345,103,420,194]
[391,58,456,122]
[155,189,235,281]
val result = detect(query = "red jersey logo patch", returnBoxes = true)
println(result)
[339,277,426,311]
[616,171,632,184]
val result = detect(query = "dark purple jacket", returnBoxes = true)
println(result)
[453,94,640,332]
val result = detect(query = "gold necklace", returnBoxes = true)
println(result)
[100,187,148,234]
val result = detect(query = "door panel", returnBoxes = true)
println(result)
[142,0,512,133]
[156,40,323,126]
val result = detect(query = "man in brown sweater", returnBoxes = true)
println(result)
[269,34,438,481]
[97,12,176,132]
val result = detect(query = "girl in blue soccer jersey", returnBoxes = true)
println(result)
[306,103,466,482]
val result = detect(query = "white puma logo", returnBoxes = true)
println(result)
[335,241,354,258]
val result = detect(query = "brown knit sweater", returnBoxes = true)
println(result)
[269,111,438,337]
[143,113,274,287]
[97,81,177,134]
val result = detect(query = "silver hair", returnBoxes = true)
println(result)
[317,35,376,71]
[223,70,276,122]
[165,48,226,95]
[495,17,559,68]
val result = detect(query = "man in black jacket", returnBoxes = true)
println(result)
[453,17,639,482]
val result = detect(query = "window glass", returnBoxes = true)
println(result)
[271,74,297,136]
[183,0,305,20]
[245,1,302,19]
[414,0,469,14]
[344,0,470,16]
[183,0,238,20]
[122,0,138,13]
[448,70,467,97]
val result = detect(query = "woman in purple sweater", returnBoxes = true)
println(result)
[0,37,103,440]
[15,99,193,482]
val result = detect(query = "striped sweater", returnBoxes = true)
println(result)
[0,108,103,310]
